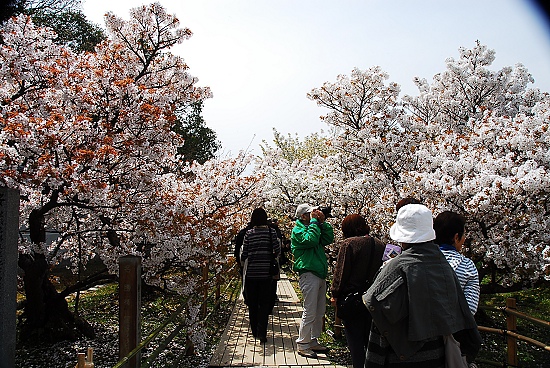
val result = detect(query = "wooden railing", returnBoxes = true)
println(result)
[326,295,550,366]
[91,259,240,368]
[477,297,550,367]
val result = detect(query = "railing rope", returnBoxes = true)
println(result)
[202,273,241,322]
[141,323,186,367]
[142,270,241,368]
[113,261,239,368]
[113,302,187,368]
[478,326,550,352]
[480,305,550,329]
[478,297,550,366]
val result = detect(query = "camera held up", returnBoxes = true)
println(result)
[317,206,332,218]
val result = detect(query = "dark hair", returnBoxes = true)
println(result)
[396,197,422,212]
[433,211,466,245]
[250,208,268,227]
[341,214,370,238]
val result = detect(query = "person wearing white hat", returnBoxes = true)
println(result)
[363,204,481,367]
[291,203,334,358]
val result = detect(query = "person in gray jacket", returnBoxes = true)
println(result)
[363,204,481,367]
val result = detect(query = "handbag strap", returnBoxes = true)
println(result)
[362,236,377,292]
[268,227,277,258]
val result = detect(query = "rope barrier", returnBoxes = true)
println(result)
[203,274,241,323]
[480,305,550,329]
[112,262,239,368]
[141,271,240,367]
[478,326,550,353]
[113,302,187,368]
[141,322,185,367]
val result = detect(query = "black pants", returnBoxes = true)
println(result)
[244,278,274,339]
[343,311,371,368]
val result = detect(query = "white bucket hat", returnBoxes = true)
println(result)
[389,204,436,243]
[295,203,314,218]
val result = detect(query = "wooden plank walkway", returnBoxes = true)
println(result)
[209,273,351,368]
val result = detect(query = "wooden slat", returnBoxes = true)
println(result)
[208,273,351,367]
[232,304,249,363]
[209,297,239,365]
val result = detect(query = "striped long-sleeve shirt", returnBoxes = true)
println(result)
[440,248,480,314]
[241,226,280,280]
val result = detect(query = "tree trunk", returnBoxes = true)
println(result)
[17,208,95,344]
[18,252,95,344]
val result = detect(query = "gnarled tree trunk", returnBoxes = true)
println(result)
[17,209,95,344]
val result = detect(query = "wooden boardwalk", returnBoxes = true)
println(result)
[209,273,351,368]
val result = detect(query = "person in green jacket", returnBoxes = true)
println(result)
[291,203,334,358]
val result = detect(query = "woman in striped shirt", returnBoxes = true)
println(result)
[241,208,281,343]
[433,211,480,315]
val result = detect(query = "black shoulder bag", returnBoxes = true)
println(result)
[268,228,280,280]
[336,236,376,320]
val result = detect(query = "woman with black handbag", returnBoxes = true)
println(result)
[330,214,385,368]
[241,208,281,343]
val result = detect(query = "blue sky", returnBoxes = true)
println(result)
[82,0,550,157]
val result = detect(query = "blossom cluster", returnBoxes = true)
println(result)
[258,42,550,287]
[0,4,262,343]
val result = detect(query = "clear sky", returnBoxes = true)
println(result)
[81,0,550,157]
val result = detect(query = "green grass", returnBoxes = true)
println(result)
[68,283,119,327]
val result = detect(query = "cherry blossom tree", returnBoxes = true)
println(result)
[303,66,412,234]
[260,42,550,291]
[0,3,261,343]
[403,42,548,291]
[259,130,337,216]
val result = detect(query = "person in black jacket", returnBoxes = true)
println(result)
[363,204,481,367]
[241,208,280,343]
[330,214,385,368]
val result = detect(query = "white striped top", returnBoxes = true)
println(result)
[441,249,480,315]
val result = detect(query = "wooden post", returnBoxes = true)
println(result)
[77,352,86,368]
[86,347,94,367]
[201,265,208,318]
[0,188,19,368]
[75,348,94,368]
[506,298,518,366]
[119,256,141,368]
